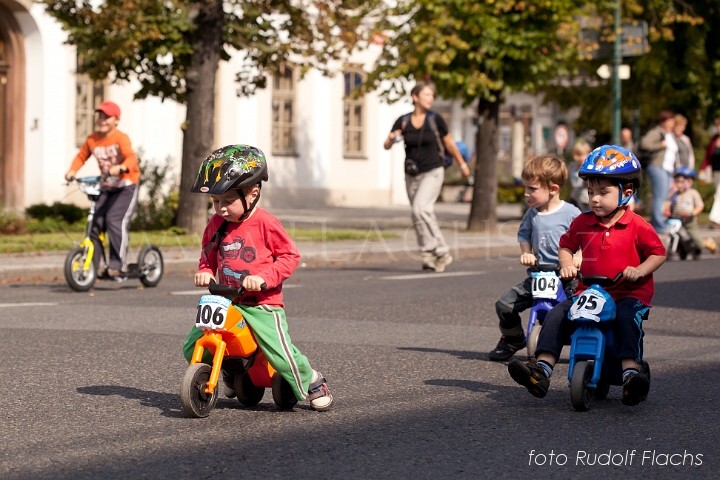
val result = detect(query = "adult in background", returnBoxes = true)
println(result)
[640,110,676,233]
[64,101,140,279]
[673,114,695,169]
[621,127,635,153]
[700,113,720,228]
[384,81,471,272]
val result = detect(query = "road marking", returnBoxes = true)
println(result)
[171,284,300,295]
[381,271,486,280]
[0,302,58,308]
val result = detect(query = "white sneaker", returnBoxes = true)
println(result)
[433,253,453,273]
[308,371,334,411]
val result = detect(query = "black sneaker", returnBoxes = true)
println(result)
[221,369,236,399]
[622,372,650,406]
[508,359,550,398]
[488,335,526,361]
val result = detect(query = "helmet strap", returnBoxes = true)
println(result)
[235,185,262,223]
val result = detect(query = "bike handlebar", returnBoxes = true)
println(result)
[208,280,267,298]
[578,272,624,287]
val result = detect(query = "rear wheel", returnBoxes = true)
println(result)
[570,360,593,411]
[180,363,218,418]
[235,373,265,407]
[64,246,97,292]
[138,245,163,287]
[272,373,298,410]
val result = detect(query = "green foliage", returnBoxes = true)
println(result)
[497,183,526,204]
[131,158,180,230]
[366,0,586,104]
[25,202,87,224]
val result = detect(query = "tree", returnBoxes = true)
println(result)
[40,0,383,234]
[541,1,716,150]
[366,0,587,231]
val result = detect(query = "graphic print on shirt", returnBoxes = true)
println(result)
[219,235,257,286]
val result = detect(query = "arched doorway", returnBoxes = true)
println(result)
[0,3,25,210]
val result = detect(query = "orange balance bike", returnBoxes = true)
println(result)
[180,282,297,418]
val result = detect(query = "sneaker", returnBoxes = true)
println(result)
[622,372,650,406]
[703,237,718,254]
[433,253,453,273]
[307,372,334,411]
[221,369,236,399]
[508,359,550,398]
[421,253,437,271]
[488,335,526,361]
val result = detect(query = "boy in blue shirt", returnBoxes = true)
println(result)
[489,155,581,361]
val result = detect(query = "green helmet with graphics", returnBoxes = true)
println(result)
[191,144,269,194]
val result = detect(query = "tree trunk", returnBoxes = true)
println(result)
[468,97,500,232]
[176,0,224,235]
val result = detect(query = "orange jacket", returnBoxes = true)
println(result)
[70,129,140,186]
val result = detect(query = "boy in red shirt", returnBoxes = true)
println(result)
[508,145,666,406]
[64,101,140,278]
[182,145,333,411]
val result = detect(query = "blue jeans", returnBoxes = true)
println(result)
[645,165,670,233]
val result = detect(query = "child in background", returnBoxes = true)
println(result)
[664,167,717,258]
[508,145,666,406]
[568,139,592,212]
[182,145,334,411]
[488,155,581,361]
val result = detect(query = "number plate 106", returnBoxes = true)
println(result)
[196,294,232,330]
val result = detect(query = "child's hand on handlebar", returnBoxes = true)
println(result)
[194,272,216,287]
[242,275,266,291]
[622,266,643,282]
[64,170,76,182]
[559,265,578,280]
[520,252,537,267]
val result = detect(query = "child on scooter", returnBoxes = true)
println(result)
[664,167,717,259]
[508,145,666,406]
[488,155,581,361]
[181,144,333,411]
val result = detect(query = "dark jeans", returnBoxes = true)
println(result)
[536,297,649,362]
[91,184,138,271]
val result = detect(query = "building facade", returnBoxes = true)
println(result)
[1,0,567,212]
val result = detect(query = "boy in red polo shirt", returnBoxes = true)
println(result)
[507,145,666,406]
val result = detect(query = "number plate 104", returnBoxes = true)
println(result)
[196,294,232,330]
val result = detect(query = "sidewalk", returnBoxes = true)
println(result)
[2,203,718,282]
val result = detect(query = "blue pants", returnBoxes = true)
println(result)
[645,165,670,233]
[536,297,649,362]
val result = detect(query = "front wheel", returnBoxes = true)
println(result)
[526,323,542,358]
[180,363,218,418]
[570,360,593,412]
[138,245,163,287]
[64,246,97,292]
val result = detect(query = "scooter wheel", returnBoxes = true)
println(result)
[138,245,164,287]
[64,246,97,292]
[180,363,218,418]
[526,324,542,358]
[570,360,593,411]
[234,373,265,407]
[272,373,298,410]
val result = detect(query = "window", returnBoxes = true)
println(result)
[271,64,296,155]
[75,55,105,147]
[343,68,365,158]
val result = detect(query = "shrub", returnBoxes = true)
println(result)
[25,202,86,224]
[0,209,27,234]
[131,158,180,230]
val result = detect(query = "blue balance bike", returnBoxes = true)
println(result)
[526,265,567,358]
[566,273,650,411]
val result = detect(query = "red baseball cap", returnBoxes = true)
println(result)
[95,101,121,118]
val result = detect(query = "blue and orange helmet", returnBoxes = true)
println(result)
[579,145,641,207]
[673,166,695,179]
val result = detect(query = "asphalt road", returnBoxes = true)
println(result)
[1,256,719,479]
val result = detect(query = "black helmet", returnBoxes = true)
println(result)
[191,144,268,194]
